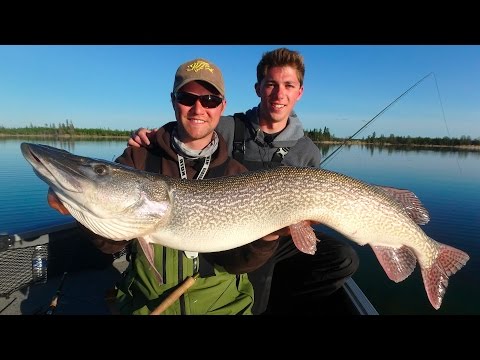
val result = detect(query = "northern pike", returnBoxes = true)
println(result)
[21,142,469,310]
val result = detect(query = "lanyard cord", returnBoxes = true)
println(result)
[176,154,212,273]
[177,154,211,180]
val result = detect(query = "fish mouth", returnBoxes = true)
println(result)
[21,143,84,193]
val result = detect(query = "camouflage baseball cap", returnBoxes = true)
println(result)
[173,58,225,97]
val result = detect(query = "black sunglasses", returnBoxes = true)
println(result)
[174,91,224,109]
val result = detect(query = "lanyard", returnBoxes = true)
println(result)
[177,154,211,180]
[177,154,212,271]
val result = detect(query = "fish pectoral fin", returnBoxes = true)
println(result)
[137,237,163,284]
[375,185,430,225]
[371,245,417,283]
[420,241,470,310]
[290,221,318,255]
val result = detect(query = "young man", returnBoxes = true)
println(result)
[129,48,360,315]
[48,57,280,315]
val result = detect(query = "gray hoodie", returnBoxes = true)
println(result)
[216,105,321,169]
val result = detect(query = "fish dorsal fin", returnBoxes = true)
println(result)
[290,221,319,255]
[371,245,417,283]
[137,237,163,284]
[375,185,430,225]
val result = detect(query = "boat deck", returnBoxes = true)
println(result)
[0,258,128,315]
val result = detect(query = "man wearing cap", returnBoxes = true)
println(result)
[47,57,280,315]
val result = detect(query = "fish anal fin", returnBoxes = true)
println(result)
[371,245,417,283]
[137,237,163,284]
[420,242,469,310]
[375,185,430,225]
[290,221,318,255]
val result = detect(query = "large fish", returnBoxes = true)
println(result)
[21,142,469,310]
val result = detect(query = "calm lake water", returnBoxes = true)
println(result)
[1,138,479,315]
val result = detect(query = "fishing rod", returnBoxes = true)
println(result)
[45,271,67,315]
[320,72,434,167]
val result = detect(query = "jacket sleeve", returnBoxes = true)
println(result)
[203,239,279,274]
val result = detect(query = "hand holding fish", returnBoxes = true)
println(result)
[48,187,70,215]
[261,226,291,240]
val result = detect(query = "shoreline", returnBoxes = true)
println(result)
[1,134,479,151]
[0,134,129,140]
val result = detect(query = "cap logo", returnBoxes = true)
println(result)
[186,60,214,73]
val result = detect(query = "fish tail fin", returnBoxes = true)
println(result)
[371,245,417,282]
[290,221,318,255]
[421,241,469,310]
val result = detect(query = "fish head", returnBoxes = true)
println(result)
[21,143,172,240]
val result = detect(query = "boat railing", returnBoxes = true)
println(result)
[343,277,379,315]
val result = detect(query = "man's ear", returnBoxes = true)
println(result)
[170,92,176,110]
[254,83,261,97]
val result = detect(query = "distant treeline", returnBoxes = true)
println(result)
[0,120,131,138]
[305,128,480,146]
[1,121,479,146]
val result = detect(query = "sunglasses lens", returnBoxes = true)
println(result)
[201,95,223,108]
[175,92,223,108]
[175,92,197,106]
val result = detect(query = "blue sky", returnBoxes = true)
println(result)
[0,45,478,139]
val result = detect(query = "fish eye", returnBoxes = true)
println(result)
[93,165,108,175]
